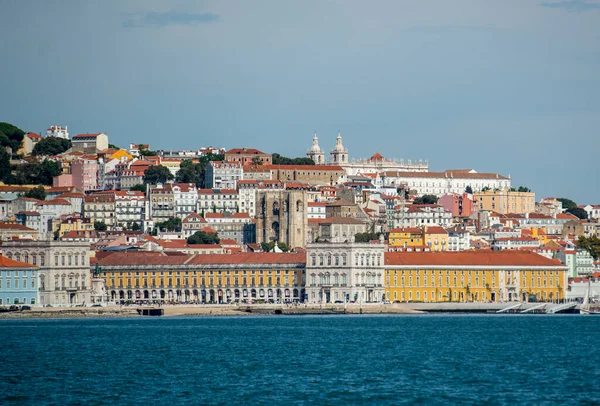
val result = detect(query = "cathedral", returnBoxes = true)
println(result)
[306,132,428,175]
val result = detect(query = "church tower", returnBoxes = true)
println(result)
[306,133,325,165]
[330,131,348,165]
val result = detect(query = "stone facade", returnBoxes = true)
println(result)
[256,189,308,249]
[305,242,386,304]
[1,240,92,307]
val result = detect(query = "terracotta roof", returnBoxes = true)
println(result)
[225,148,267,155]
[219,239,240,245]
[308,202,327,207]
[16,211,40,215]
[26,132,43,141]
[97,252,190,266]
[368,152,385,161]
[38,199,70,206]
[0,254,37,269]
[0,222,36,231]
[385,251,563,267]
[186,252,306,265]
[424,226,448,234]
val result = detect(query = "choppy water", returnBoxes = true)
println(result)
[1,314,599,405]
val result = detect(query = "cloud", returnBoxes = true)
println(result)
[123,11,219,28]
[541,0,600,12]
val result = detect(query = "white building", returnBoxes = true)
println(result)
[197,189,239,214]
[447,226,470,252]
[205,161,243,190]
[393,204,453,229]
[308,201,327,219]
[583,205,600,220]
[330,132,349,165]
[46,125,69,139]
[172,183,198,219]
[94,191,147,227]
[381,169,510,197]
[305,242,386,304]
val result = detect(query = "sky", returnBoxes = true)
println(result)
[1,0,599,203]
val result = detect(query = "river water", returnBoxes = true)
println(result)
[1,314,598,405]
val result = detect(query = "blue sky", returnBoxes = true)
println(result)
[1,0,599,203]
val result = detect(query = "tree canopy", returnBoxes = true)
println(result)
[94,221,107,231]
[154,217,181,232]
[413,194,438,205]
[130,184,147,193]
[175,155,224,188]
[11,159,62,186]
[354,232,381,243]
[187,230,220,245]
[465,185,473,194]
[272,153,314,165]
[32,137,71,156]
[0,122,25,154]
[576,235,600,259]
[568,207,588,220]
[143,165,173,185]
[0,148,11,183]
[557,198,577,211]
[24,186,46,200]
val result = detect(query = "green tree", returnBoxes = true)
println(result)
[0,122,25,155]
[13,159,62,186]
[576,235,600,259]
[94,221,108,231]
[24,186,46,200]
[175,159,205,186]
[277,241,290,252]
[568,207,588,220]
[260,241,276,252]
[130,184,147,193]
[143,165,173,185]
[517,186,531,193]
[465,185,473,194]
[0,148,11,182]
[187,230,220,245]
[138,145,157,156]
[32,137,71,156]
[557,198,577,211]
[413,194,438,205]
[481,186,491,192]
[154,217,181,232]
[354,232,381,243]
[272,153,314,165]
[130,222,141,231]
[108,143,120,149]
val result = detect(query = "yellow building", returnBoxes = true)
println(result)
[388,227,424,248]
[58,216,94,238]
[389,226,448,251]
[384,251,567,303]
[422,226,449,252]
[108,149,133,161]
[473,188,535,214]
[97,251,306,304]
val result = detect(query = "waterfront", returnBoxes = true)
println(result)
[1,315,599,405]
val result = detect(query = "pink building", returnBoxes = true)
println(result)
[72,157,99,192]
[53,174,74,188]
[438,192,474,217]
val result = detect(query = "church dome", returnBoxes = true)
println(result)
[309,134,322,153]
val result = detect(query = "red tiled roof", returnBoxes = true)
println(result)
[267,164,343,171]
[186,252,306,265]
[320,217,366,225]
[385,251,563,267]
[26,132,43,141]
[225,148,267,155]
[0,254,37,268]
[0,222,36,231]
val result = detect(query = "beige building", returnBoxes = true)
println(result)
[71,133,109,154]
[267,164,345,187]
[83,194,116,228]
[473,189,535,214]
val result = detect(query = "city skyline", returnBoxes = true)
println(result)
[1,0,599,202]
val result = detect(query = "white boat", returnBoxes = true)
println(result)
[580,282,600,315]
